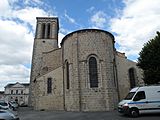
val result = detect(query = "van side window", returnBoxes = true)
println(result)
[133,91,146,101]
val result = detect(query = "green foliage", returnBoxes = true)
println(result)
[137,31,160,84]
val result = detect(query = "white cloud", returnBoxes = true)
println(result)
[110,0,160,59]
[90,11,107,28]
[0,65,29,80]
[0,0,12,17]
[0,0,52,90]
[63,10,82,28]
[24,0,43,5]
[13,7,49,29]
[64,10,76,24]
[0,19,33,65]
[0,64,30,91]
[58,33,65,47]
[86,6,95,13]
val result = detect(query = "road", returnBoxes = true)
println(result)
[18,107,160,120]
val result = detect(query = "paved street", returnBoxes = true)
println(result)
[18,107,160,120]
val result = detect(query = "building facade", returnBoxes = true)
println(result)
[0,91,4,100]
[5,82,30,106]
[29,17,143,111]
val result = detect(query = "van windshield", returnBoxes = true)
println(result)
[124,92,136,100]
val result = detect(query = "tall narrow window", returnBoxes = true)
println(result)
[47,78,52,94]
[41,23,45,39]
[89,57,98,88]
[11,90,13,94]
[47,23,50,39]
[16,90,18,94]
[21,90,23,94]
[66,61,70,89]
[129,68,136,88]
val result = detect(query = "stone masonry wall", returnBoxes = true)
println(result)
[29,17,58,107]
[41,48,62,75]
[62,30,118,111]
[62,33,80,111]
[116,52,143,100]
[35,66,64,110]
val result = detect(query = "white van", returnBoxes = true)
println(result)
[118,85,160,117]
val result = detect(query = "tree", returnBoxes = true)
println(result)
[137,31,160,84]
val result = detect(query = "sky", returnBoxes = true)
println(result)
[0,0,160,91]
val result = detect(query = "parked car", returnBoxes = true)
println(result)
[0,109,19,120]
[8,101,18,111]
[0,100,9,110]
[118,85,160,117]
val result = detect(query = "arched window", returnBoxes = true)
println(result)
[129,68,136,88]
[89,57,98,88]
[41,23,45,39]
[47,78,52,94]
[47,23,50,38]
[66,61,70,89]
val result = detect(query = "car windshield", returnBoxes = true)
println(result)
[124,92,136,100]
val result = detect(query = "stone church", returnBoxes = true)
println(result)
[29,17,143,111]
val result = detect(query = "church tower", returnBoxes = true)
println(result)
[29,17,59,107]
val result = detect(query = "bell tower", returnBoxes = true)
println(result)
[29,17,59,107]
[35,17,59,48]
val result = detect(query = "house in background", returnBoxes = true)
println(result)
[4,82,29,106]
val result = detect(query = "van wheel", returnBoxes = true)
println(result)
[130,108,139,117]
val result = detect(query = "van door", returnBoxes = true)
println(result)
[132,91,150,113]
